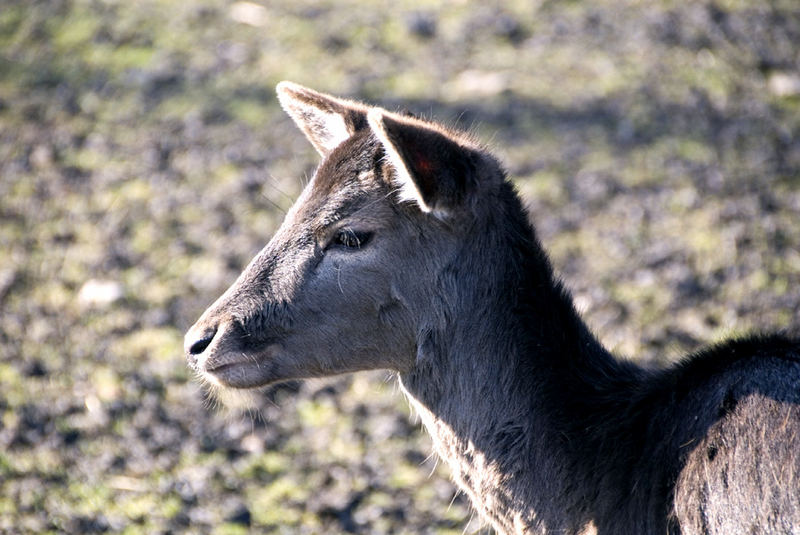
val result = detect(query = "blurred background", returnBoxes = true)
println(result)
[1,0,798,533]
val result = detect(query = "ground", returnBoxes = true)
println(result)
[0,0,799,533]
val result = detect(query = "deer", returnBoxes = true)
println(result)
[184,82,800,535]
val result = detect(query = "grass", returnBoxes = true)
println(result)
[1,0,798,533]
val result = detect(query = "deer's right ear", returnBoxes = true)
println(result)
[368,108,483,217]
[276,81,368,156]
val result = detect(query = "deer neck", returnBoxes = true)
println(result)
[398,190,636,534]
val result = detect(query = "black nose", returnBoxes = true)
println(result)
[186,327,217,356]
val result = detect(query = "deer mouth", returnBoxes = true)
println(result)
[205,361,242,375]
[199,343,284,389]
[186,319,283,388]
[203,359,268,388]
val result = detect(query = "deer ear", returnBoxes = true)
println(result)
[276,81,368,156]
[367,108,479,216]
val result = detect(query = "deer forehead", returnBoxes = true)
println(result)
[293,170,379,227]
[292,134,393,229]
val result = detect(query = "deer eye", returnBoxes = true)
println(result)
[331,229,372,250]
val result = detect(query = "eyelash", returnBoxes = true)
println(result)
[332,229,372,250]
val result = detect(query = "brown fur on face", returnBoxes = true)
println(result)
[186,130,417,388]
[184,83,506,390]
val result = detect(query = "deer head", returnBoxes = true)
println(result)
[184,82,505,390]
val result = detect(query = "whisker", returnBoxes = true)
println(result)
[336,266,344,294]
[259,191,288,216]
[447,487,461,512]
[266,173,298,204]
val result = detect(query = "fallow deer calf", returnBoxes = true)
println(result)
[185,82,800,535]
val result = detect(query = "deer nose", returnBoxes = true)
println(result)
[184,324,218,360]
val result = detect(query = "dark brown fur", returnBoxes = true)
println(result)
[185,83,800,534]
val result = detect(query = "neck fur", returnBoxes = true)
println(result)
[399,185,644,535]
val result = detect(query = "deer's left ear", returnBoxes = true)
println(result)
[277,81,368,156]
[368,109,484,217]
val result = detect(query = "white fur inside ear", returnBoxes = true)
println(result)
[367,108,434,213]
[276,82,352,155]
[305,109,350,153]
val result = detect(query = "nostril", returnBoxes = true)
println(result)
[188,328,217,355]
